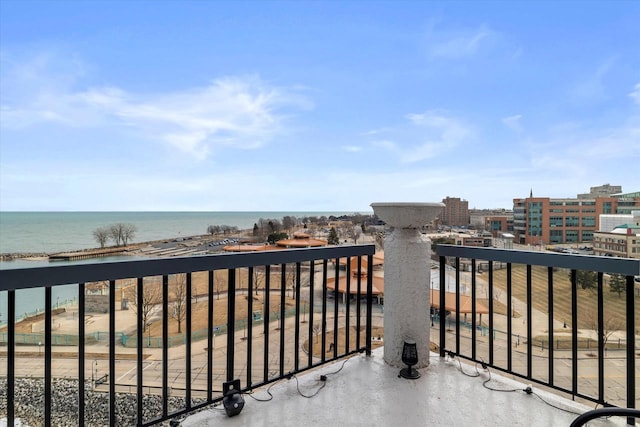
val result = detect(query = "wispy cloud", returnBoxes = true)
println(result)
[361,127,389,136]
[427,25,495,59]
[342,145,362,153]
[502,114,523,132]
[401,110,471,162]
[0,52,310,159]
[371,140,396,151]
[630,83,640,105]
[569,57,616,104]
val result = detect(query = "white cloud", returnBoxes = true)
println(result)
[342,145,362,153]
[0,52,310,158]
[401,110,471,162]
[630,83,640,105]
[428,25,494,59]
[569,57,616,104]
[361,127,389,136]
[371,140,397,150]
[502,114,523,132]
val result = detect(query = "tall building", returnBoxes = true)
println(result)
[441,197,469,227]
[512,187,640,245]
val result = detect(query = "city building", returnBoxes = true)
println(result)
[577,183,622,199]
[512,186,640,245]
[484,215,513,237]
[593,211,640,259]
[440,196,469,227]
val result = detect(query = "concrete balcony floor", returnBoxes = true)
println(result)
[182,347,626,427]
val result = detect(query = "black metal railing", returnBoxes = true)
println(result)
[436,245,639,424]
[0,245,375,426]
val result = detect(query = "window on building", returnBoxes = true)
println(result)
[566,230,578,242]
[581,216,595,227]
[565,216,579,227]
[549,217,563,227]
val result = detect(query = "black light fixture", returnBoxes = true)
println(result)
[222,379,245,417]
[399,339,420,379]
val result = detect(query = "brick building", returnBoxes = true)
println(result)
[512,187,640,245]
[441,197,469,227]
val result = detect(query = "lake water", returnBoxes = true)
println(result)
[0,211,357,254]
[0,211,361,321]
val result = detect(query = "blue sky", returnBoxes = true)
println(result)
[1,1,638,212]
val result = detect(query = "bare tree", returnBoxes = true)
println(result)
[126,279,161,332]
[588,308,624,349]
[348,226,362,244]
[207,225,221,235]
[93,227,110,248]
[109,223,137,246]
[169,274,188,334]
[252,267,265,296]
[282,215,297,231]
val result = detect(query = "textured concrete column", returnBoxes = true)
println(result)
[371,202,444,369]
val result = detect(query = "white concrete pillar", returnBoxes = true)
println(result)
[371,202,444,369]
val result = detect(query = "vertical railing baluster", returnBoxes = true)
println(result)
[455,257,460,355]
[279,264,286,377]
[247,267,253,388]
[45,286,52,426]
[597,272,604,404]
[526,264,532,380]
[507,263,512,372]
[308,260,315,366]
[626,275,636,426]
[345,259,351,353]
[162,275,169,419]
[7,290,15,427]
[471,259,477,361]
[356,257,362,350]
[136,277,144,426]
[207,271,214,401]
[570,269,578,396]
[263,265,271,381]
[78,283,86,426]
[547,267,554,388]
[333,258,339,359]
[294,263,301,372]
[109,280,116,424]
[439,256,446,357]
[488,261,494,366]
[366,254,373,356]
[227,269,236,382]
[186,272,192,409]
[321,259,328,362]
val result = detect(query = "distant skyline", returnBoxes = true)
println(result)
[1,1,638,212]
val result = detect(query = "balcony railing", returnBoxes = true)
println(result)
[0,245,375,426]
[436,245,638,425]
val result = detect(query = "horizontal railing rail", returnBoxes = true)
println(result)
[436,244,639,424]
[0,245,375,426]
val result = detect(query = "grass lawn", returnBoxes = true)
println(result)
[489,264,639,332]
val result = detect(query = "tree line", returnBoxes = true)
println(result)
[93,223,137,248]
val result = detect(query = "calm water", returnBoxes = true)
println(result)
[0,211,359,321]
[0,211,356,254]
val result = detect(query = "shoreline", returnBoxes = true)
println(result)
[0,232,245,262]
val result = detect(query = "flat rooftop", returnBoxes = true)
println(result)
[182,348,626,427]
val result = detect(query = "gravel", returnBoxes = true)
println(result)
[0,378,205,426]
